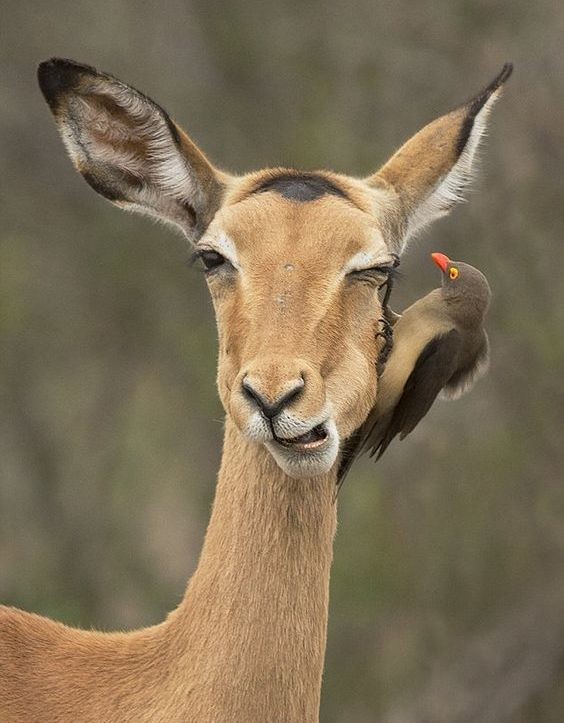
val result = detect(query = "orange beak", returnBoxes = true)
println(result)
[431,252,450,273]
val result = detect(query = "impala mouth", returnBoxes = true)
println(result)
[265,418,339,478]
[275,424,329,451]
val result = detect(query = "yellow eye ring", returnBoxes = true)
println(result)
[449,267,459,280]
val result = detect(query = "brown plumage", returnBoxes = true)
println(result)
[339,253,491,478]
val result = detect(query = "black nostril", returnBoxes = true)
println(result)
[242,376,304,419]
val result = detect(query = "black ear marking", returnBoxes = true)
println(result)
[37,57,176,134]
[81,170,131,203]
[37,58,95,111]
[81,171,122,202]
[456,62,513,156]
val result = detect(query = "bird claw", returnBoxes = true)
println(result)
[383,306,401,327]
[376,253,400,377]
[376,316,394,376]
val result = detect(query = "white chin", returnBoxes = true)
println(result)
[264,420,340,479]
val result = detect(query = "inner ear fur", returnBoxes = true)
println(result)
[366,63,513,249]
[38,57,228,240]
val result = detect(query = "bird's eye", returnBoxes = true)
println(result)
[449,267,459,280]
[192,249,230,273]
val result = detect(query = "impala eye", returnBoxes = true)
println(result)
[200,250,226,271]
[347,253,400,286]
[191,248,231,274]
[348,265,397,286]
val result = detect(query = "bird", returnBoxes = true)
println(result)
[362,251,492,460]
[336,252,491,486]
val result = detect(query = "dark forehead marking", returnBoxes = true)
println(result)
[252,172,350,203]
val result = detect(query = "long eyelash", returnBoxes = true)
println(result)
[388,267,403,282]
[387,253,401,279]
[377,266,402,288]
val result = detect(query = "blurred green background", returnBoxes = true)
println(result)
[1,1,563,721]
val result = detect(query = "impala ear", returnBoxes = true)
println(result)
[366,63,513,251]
[38,58,229,241]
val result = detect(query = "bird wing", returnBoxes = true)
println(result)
[440,331,490,400]
[364,329,462,459]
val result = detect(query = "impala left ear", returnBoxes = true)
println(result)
[366,64,513,251]
[38,58,230,242]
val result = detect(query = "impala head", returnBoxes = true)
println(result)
[38,58,511,479]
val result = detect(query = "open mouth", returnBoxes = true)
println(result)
[275,423,329,451]
[265,418,339,477]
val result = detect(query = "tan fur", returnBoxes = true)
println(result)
[0,59,511,722]
[1,423,336,722]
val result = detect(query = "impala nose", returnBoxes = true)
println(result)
[242,375,305,419]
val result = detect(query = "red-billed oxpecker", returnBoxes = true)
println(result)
[352,252,491,468]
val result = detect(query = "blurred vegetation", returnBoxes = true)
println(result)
[1,1,563,720]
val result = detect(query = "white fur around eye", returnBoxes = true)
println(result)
[198,233,239,269]
[213,236,239,269]
[343,249,394,276]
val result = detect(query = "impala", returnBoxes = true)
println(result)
[0,58,511,722]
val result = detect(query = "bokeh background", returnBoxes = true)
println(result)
[1,1,563,721]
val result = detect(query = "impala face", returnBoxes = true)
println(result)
[198,176,395,477]
[38,58,512,479]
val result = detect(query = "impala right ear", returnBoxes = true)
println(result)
[38,58,229,241]
[366,64,513,252]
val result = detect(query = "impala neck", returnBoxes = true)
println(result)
[168,417,338,721]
